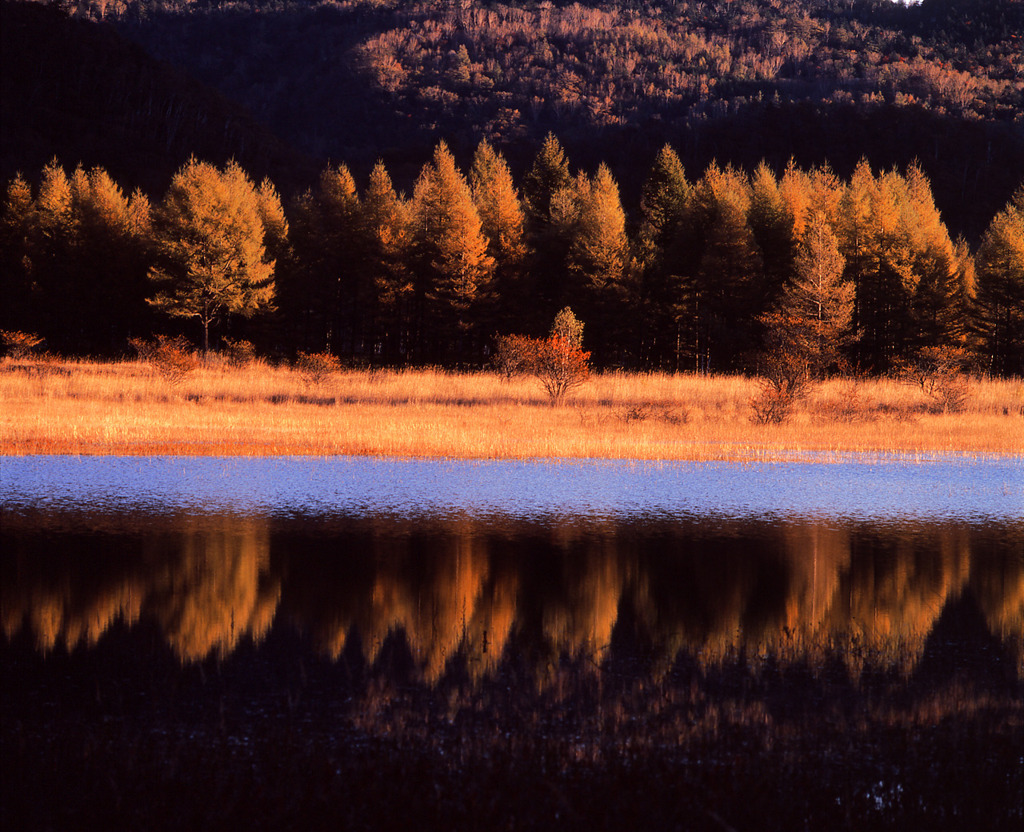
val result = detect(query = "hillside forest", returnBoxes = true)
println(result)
[0,0,1022,375]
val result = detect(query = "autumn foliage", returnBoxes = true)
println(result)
[495,307,591,403]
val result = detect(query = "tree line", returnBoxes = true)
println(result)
[2,138,1021,375]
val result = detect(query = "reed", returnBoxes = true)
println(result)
[1,358,1021,459]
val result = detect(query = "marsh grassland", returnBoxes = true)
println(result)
[2,358,1021,459]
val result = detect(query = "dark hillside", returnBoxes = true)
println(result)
[87,0,1022,240]
[0,1,313,195]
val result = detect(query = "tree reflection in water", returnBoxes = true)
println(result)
[2,508,1022,830]
[3,510,1021,677]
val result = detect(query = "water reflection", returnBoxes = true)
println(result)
[3,510,1021,677]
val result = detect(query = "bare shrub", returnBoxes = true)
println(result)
[1,330,44,359]
[750,346,813,425]
[296,351,343,386]
[895,347,972,414]
[130,335,199,385]
[222,338,257,367]
[492,334,538,381]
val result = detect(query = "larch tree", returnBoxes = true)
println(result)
[0,174,37,335]
[837,161,915,371]
[973,185,1024,375]
[148,159,275,355]
[565,164,632,362]
[901,164,969,354]
[362,160,412,359]
[772,210,852,375]
[71,166,154,352]
[410,142,494,360]
[522,133,573,325]
[469,139,526,331]
[690,164,764,371]
[637,144,693,369]
[748,162,797,315]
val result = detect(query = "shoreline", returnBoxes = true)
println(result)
[2,360,1022,461]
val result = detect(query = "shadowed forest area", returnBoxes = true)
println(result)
[1,0,1022,375]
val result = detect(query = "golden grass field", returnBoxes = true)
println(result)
[1,358,1021,460]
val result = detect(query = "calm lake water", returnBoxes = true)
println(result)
[2,456,1022,831]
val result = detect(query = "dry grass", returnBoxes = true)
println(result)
[1,357,1021,459]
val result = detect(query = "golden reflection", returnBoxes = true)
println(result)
[1,513,280,661]
[144,516,280,661]
[2,512,1021,681]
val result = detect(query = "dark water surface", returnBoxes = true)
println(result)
[2,456,1022,831]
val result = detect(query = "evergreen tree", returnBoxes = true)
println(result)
[974,186,1024,375]
[637,144,693,370]
[148,159,275,354]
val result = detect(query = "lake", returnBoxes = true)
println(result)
[2,456,1022,831]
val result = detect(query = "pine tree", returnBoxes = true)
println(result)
[148,159,275,354]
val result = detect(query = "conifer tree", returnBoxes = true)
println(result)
[565,164,632,362]
[0,174,36,335]
[772,210,852,374]
[637,144,693,369]
[148,159,275,354]
[748,162,797,312]
[363,160,412,360]
[522,133,574,326]
[974,185,1024,375]
[410,142,494,360]
[469,139,526,331]
[690,164,764,371]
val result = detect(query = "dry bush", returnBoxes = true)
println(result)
[895,347,972,414]
[617,403,688,425]
[530,335,591,404]
[222,338,257,367]
[812,378,872,423]
[296,351,343,386]
[129,335,199,385]
[1,330,44,359]
[750,349,813,425]
[491,334,538,381]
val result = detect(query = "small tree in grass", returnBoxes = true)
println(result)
[532,332,591,404]
[296,351,343,386]
[493,307,590,404]
[749,312,814,425]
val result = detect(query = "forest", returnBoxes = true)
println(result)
[0,0,1022,375]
